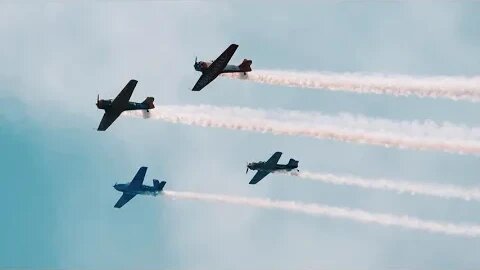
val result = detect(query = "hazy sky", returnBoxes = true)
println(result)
[1,2,480,270]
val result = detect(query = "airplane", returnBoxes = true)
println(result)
[246,152,299,185]
[96,79,155,131]
[192,43,252,91]
[113,166,166,208]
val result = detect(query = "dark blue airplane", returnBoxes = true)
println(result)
[114,167,166,208]
[247,152,299,185]
[97,79,155,131]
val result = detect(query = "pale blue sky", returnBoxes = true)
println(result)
[1,2,480,270]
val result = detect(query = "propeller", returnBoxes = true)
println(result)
[96,94,100,105]
[246,162,249,174]
[195,56,197,64]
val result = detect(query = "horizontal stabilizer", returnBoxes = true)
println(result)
[288,159,299,167]
[153,179,166,191]
[239,59,252,72]
[142,97,155,109]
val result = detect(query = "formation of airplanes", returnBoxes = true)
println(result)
[98,44,300,208]
[96,44,251,131]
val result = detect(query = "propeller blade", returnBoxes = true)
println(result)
[195,56,197,64]
[97,94,99,103]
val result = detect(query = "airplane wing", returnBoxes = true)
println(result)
[114,193,136,208]
[97,110,122,131]
[248,152,282,184]
[192,44,238,91]
[112,79,138,107]
[249,171,271,185]
[264,152,282,168]
[208,44,239,75]
[192,73,213,91]
[129,166,147,188]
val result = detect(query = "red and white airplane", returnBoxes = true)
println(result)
[192,44,252,91]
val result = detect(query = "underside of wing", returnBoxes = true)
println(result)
[264,152,282,168]
[208,44,238,75]
[97,110,122,131]
[249,171,270,185]
[129,166,147,188]
[192,44,238,91]
[192,73,216,91]
[114,193,136,208]
[112,79,138,107]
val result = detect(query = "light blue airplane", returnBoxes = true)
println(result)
[113,167,166,208]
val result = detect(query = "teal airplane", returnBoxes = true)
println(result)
[247,152,299,184]
[96,80,154,131]
[114,167,166,208]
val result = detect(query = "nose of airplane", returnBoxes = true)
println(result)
[246,163,253,173]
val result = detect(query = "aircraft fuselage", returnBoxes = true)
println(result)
[96,99,153,112]
[247,162,299,173]
[194,59,252,74]
[114,183,161,196]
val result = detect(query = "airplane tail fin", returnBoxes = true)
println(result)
[153,179,166,191]
[239,59,252,72]
[287,159,299,167]
[142,97,155,109]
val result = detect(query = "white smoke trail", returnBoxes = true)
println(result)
[222,70,480,102]
[163,190,480,237]
[127,105,480,155]
[293,171,480,202]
